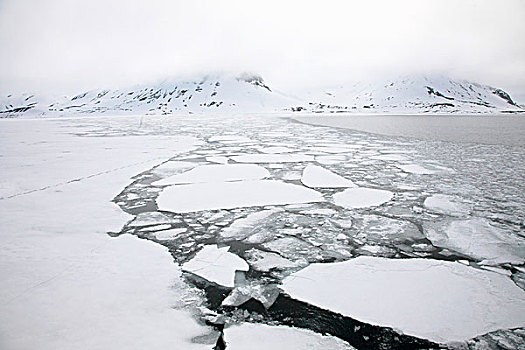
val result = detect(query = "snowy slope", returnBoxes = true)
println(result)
[0,73,299,117]
[299,75,523,114]
[1,73,522,117]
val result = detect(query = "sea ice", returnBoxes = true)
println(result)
[153,164,269,186]
[224,323,354,350]
[182,245,249,288]
[157,180,324,213]
[222,281,280,308]
[424,218,525,264]
[301,165,355,188]
[282,256,525,343]
[423,194,471,216]
[206,156,229,164]
[220,209,283,241]
[128,212,178,227]
[395,164,438,174]
[333,187,393,209]
[231,154,314,163]
[152,228,187,240]
[371,154,407,161]
[244,249,302,272]
[209,135,252,143]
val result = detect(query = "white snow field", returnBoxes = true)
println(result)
[224,323,355,350]
[157,180,324,213]
[333,187,393,209]
[301,165,356,188]
[153,164,270,186]
[182,245,249,288]
[0,117,211,350]
[282,256,525,344]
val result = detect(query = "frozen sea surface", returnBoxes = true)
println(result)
[4,114,525,350]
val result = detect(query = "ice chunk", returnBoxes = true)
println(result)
[282,256,525,343]
[152,228,187,240]
[299,208,338,216]
[222,281,280,308]
[231,154,314,163]
[423,194,471,216]
[220,209,283,241]
[315,155,347,165]
[301,165,355,188]
[244,249,301,271]
[151,161,196,176]
[206,156,229,164]
[333,187,393,209]
[128,212,177,227]
[371,154,408,161]
[224,323,354,350]
[157,180,324,213]
[182,245,249,288]
[209,135,252,143]
[258,146,294,154]
[395,164,438,174]
[153,164,269,186]
[425,218,525,264]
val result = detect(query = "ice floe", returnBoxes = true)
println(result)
[371,154,408,161]
[301,165,356,188]
[222,281,280,308]
[244,249,302,271]
[424,218,525,264]
[157,180,324,213]
[231,154,314,163]
[152,228,187,240]
[209,135,252,143]
[333,187,393,209]
[128,212,178,227]
[182,245,249,288]
[395,164,438,174]
[153,164,269,186]
[220,209,283,241]
[224,323,354,350]
[282,256,525,343]
[423,194,471,216]
[206,156,229,164]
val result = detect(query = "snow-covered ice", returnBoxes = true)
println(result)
[157,180,324,213]
[220,209,283,240]
[282,256,525,343]
[153,164,269,186]
[224,323,354,350]
[423,194,471,216]
[231,154,314,163]
[424,218,525,264]
[153,228,187,240]
[182,245,249,288]
[206,156,229,164]
[333,187,393,209]
[395,164,438,174]
[301,165,356,188]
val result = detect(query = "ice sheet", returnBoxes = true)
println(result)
[153,164,269,186]
[182,245,249,287]
[333,187,393,209]
[301,165,356,188]
[282,256,525,343]
[157,180,324,213]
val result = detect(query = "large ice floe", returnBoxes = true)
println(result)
[424,218,525,264]
[333,187,393,209]
[224,323,354,350]
[182,245,249,288]
[157,180,324,213]
[282,256,525,344]
[301,165,356,188]
[153,164,269,186]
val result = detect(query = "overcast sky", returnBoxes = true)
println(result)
[1,0,524,100]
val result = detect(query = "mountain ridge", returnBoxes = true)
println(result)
[1,73,522,117]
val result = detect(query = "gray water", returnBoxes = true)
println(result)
[293,114,525,147]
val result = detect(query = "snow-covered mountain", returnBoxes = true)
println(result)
[0,73,298,117]
[297,75,523,114]
[1,73,522,117]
